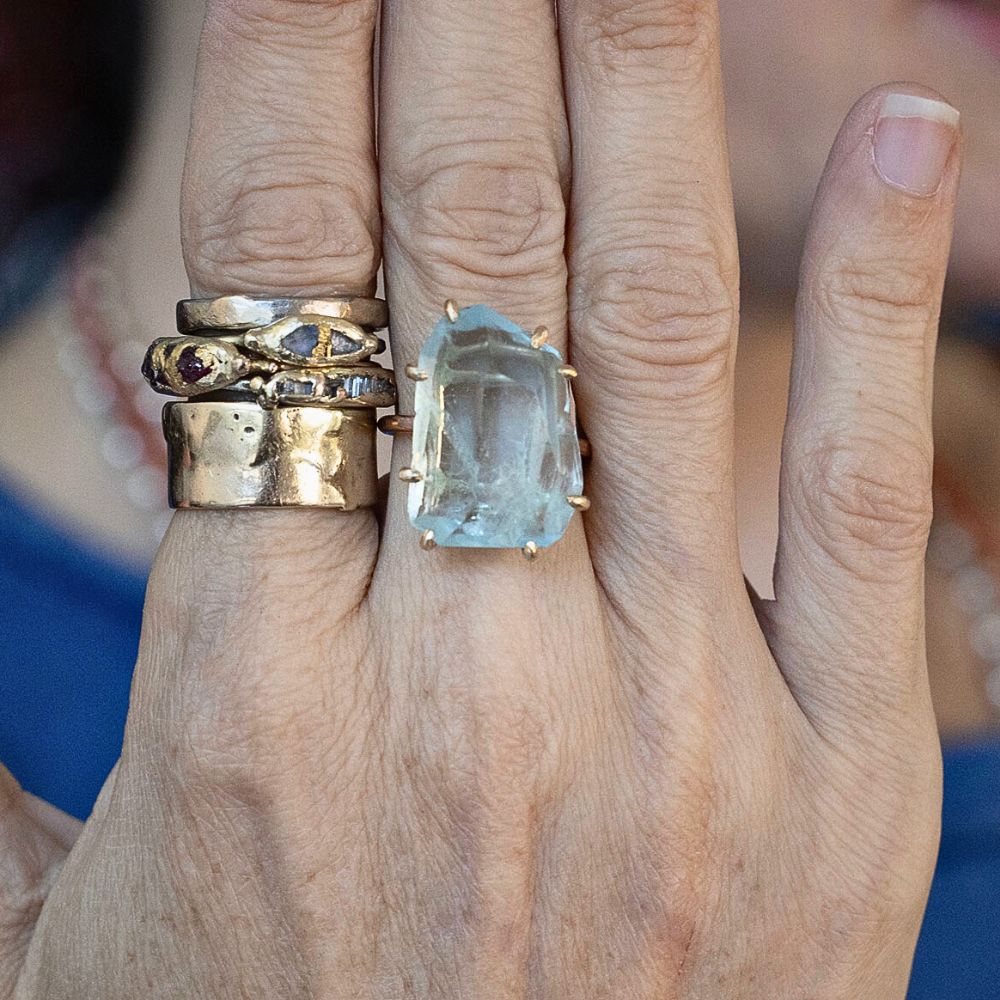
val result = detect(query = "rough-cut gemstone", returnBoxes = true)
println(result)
[140,349,162,388]
[408,305,583,550]
[280,323,361,362]
[176,345,212,384]
[281,324,321,357]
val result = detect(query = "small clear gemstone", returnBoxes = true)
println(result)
[280,322,359,361]
[281,324,321,357]
[408,305,583,550]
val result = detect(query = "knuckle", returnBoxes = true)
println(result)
[579,0,714,72]
[813,255,940,336]
[184,164,378,292]
[820,757,942,930]
[384,153,565,286]
[153,654,284,791]
[796,435,933,572]
[412,700,564,850]
[162,662,317,802]
[576,244,736,400]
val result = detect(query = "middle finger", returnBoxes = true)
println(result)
[373,4,605,985]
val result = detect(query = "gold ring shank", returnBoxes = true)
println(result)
[378,413,592,459]
[177,295,388,334]
[165,401,377,509]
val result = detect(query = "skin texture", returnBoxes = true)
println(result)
[0,0,963,996]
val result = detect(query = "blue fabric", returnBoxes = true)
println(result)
[0,483,144,820]
[1,481,998,994]
[910,739,1000,999]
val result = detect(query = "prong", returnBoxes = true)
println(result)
[404,364,428,382]
[567,495,591,512]
[419,529,437,551]
[522,541,540,561]
[378,414,415,436]
[558,365,578,379]
[444,299,460,323]
[531,325,549,349]
[398,468,423,483]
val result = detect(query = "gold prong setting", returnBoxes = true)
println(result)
[401,300,587,562]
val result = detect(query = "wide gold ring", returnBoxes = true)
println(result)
[165,401,378,509]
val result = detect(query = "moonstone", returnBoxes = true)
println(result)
[408,305,584,549]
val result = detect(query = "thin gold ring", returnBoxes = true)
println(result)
[177,294,389,334]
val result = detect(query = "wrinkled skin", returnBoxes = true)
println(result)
[1,1,961,997]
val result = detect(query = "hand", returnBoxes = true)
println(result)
[1,1,961,997]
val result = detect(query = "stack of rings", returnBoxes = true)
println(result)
[146,295,394,510]
[146,295,589,557]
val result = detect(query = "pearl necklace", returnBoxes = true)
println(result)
[58,234,171,544]
[928,465,1000,715]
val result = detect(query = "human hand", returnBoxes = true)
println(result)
[1,1,961,997]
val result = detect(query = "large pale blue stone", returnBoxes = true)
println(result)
[408,305,584,550]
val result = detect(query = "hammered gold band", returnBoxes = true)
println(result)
[165,401,378,510]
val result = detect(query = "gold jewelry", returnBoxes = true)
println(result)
[251,366,396,410]
[386,300,588,558]
[164,401,378,509]
[143,336,259,396]
[145,316,384,390]
[177,294,388,334]
[152,295,393,510]
[144,336,396,409]
[240,315,383,367]
[146,313,393,403]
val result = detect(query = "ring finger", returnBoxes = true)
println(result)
[376,0,576,575]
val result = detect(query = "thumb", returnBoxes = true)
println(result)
[0,764,81,998]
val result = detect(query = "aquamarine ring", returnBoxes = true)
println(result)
[390,300,589,560]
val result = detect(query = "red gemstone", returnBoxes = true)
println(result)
[176,346,212,384]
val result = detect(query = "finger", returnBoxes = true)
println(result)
[174,1,382,583]
[376,0,576,570]
[373,3,599,987]
[558,0,743,607]
[119,0,384,930]
[183,0,380,297]
[0,764,81,997]
[769,85,961,737]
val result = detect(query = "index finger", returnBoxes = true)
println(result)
[140,0,384,752]
[182,0,381,296]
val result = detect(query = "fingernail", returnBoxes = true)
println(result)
[874,93,960,197]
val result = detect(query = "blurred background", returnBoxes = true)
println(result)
[0,2,997,996]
